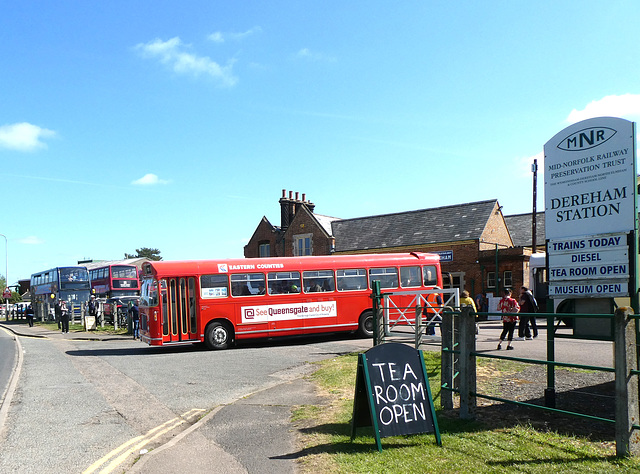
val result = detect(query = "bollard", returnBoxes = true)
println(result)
[614,307,640,457]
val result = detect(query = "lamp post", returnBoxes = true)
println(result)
[0,233,7,321]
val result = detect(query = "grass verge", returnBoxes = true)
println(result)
[36,322,129,335]
[293,352,640,473]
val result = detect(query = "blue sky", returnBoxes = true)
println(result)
[1,1,640,285]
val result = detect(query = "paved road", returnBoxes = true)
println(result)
[0,319,617,473]
[0,326,372,473]
[0,326,18,428]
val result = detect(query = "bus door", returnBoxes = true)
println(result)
[162,277,198,343]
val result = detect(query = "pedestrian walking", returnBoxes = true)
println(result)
[497,288,520,350]
[129,299,140,339]
[60,299,70,333]
[26,304,35,327]
[518,286,539,339]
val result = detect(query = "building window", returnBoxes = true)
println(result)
[503,271,512,288]
[259,243,270,257]
[487,272,496,288]
[293,234,312,256]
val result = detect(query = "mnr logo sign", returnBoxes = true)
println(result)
[556,126,616,151]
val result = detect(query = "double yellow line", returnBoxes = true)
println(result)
[83,408,206,474]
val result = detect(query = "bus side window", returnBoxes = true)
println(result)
[336,269,367,291]
[230,273,266,296]
[369,267,399,289]
[268,272,301,294]
[423,266,437,286]
[201,274,229,298]
[303,270,335,292]
[400,266,421,288]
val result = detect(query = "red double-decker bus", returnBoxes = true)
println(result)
[138,252,442,350]
[87,264,141,298]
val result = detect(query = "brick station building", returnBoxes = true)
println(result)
[244,190,544,298]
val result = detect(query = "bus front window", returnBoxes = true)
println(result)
[141,279,159,307]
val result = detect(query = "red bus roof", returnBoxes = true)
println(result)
[142,252,440,278]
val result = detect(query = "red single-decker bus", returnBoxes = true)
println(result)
[138,252,442,350]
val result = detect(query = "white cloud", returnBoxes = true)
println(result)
[135,37,237,86]
[131,173,170,186]
[0,122,56,152]
[208,32,224,43]
[566,94,640,123]
[18,236,44,245]
[208,27,262,43]
[294,48,336,62]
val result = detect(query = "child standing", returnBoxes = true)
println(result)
[497,288,520,350]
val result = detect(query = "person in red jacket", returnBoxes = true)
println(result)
[497,288,520,350]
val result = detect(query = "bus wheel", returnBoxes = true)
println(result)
[357,311,374,338]
[205,322,232,350]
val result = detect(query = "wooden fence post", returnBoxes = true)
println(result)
[459,306,476,420]
[614,306,640,457]
[441,308,454,410]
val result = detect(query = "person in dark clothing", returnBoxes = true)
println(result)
[518,286,538,339]
[26,304,35,327]
[88,295,97,316]
[129,300,140,340]
[59,299,69,333]
[54,299,62,329]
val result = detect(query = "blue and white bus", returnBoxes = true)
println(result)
[30,266,91,321]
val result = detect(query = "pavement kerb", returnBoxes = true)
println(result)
[0,325,24,439]
[0,321,131,342]
[129,362,318,472]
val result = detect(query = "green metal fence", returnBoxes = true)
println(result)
[440,306,640,457]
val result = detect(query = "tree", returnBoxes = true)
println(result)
[124,247,163,261]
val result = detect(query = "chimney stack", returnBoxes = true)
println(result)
[279,189,314,231]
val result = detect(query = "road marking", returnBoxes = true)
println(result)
[83,408,206,474]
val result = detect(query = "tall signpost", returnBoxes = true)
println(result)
[544,117,637,409]
[544,117,637,312]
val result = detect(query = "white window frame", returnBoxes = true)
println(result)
[487,272,496,288]
[293,233,312,256]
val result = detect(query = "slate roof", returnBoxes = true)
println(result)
[314,214,341,236]
[504,212,545,247]
[331,200,499,252]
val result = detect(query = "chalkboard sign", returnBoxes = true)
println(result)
[351,342,441,451]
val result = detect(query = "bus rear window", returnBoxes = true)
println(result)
[303,270,335,292]
[201,274,229,298]
[336,269,367,291]
[369,267,399,289]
